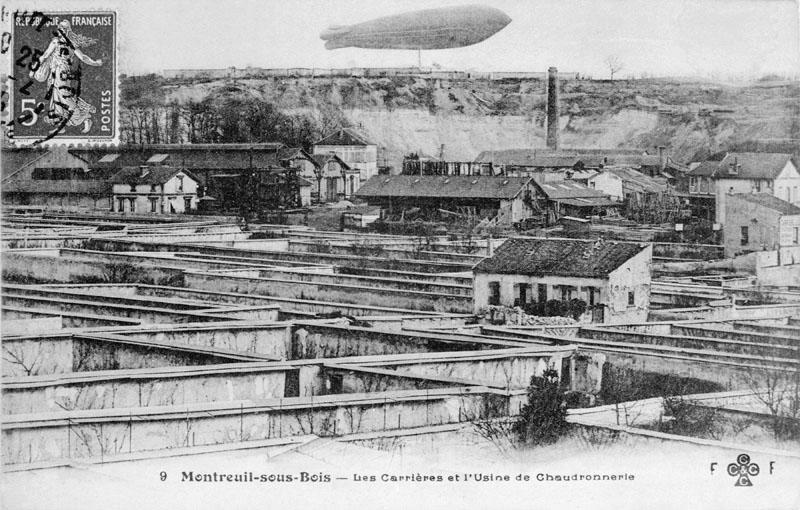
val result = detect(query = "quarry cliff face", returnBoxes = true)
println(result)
[153,75,799,166]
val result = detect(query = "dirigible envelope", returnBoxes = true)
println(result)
[320,5,512,50]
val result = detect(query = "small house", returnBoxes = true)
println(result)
[473,237,652,323]
[111,166,199,214]
[313,128,378,182]
[723,193,800,258]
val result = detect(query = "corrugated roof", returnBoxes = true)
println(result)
[731,193,800,215]
[688,152,794,180]
[356,175,533,200]
[474,150,600,168]
[146,154,170,164]
[558,197,621,208]
[474,149,657,168]
[604,167,668,194]
[1,148,50,180]
[536,181,609,200]
[474,238,648,277]
[98,154,120,163]
[2,178,110,195]
[315,128,373,147]
[72,144,285,170]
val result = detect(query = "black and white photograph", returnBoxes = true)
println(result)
[0,1,799,509]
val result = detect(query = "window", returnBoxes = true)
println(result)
[176,175,184,192]
[151,184,158,193]
[184,197,192,211]
[741,226,749,246]
[537,284,547,303]
[514,283,531,306]
[129,198,136,213]
[585,287,598,306]
[560,285,576,301]
[754,180,761,192]
[628,291,635,306]
[149,198,158,213]
[488,281,500,306]
[116,198,125,212]
[794,227,799,245]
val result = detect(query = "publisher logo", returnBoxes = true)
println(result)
[727,454,759,487]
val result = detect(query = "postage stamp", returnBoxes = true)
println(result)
[7,10,116,144]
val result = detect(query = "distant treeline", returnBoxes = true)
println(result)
[119,74,349,148]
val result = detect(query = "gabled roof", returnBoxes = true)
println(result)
[474,238,649,278]
[312,153,352,170]
[688,152,794,180]
[110,166,199,185]
[356,175,533,200]
[315,128,374,147]
[535,180,609,200]
[731,193,800,215]
[277,147,314,162]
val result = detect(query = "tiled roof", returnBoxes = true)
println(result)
[688,152,794,180]
[536,181,609,200]
[315,128,373,146]
[355,175,533,200]
[110,166,199,185]
[474,237,648,277]
[731,193,800,215]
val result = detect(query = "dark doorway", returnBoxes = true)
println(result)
[284,369,300,397]
[537,284,547,303]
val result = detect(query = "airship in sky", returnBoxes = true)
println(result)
[320,5,512,50]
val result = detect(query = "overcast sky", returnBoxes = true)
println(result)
[8,0,800,78]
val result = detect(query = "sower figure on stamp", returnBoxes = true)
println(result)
[30,20,103,132]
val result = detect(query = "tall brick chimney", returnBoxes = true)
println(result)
[546,67,559,150]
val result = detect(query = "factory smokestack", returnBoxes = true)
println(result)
[546,67,559,150]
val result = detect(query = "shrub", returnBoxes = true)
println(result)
[513,368,569,446]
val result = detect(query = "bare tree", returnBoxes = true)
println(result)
[605,55,624,80]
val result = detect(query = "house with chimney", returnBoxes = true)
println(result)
[313,128,378,182]
[473,237,652,323]
[684,152,800,224]
[110,165,200,214]
[723,193,800,259]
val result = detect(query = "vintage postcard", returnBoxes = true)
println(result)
[1,1,799,509]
